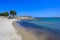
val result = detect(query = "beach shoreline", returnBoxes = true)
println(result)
[12,21,38,40]
[13,20,53,40]
[12,20,60,40]
[0,18,59,40]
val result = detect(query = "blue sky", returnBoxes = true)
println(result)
[0,0,60,17]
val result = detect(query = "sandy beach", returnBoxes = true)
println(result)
[0,18,22,40]
[0,18,59,40]
[0,18,38,40]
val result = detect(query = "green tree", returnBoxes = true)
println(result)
[10,10,16,17]
[2,12,9,16]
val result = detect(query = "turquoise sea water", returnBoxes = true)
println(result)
[17,17,60,34]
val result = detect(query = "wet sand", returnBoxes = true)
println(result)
[12,21,38,40]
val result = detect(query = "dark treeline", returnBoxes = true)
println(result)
[0,12,9,16]
[0,10,17,17]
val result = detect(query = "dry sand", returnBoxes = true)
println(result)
[0,18,22,40]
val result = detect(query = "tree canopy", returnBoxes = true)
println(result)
[2,12,9,16]
[10,10,16,17]
[0,10,17,17]
[0,12,9,16]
